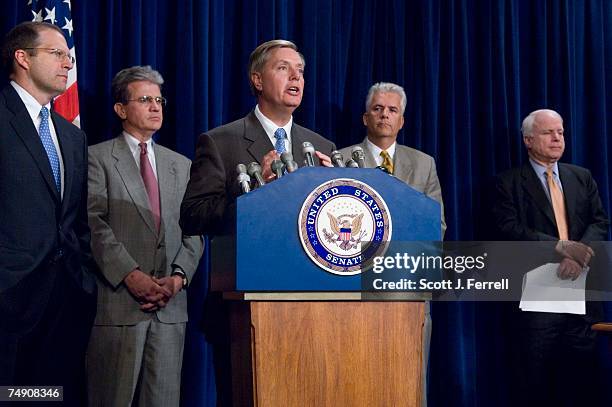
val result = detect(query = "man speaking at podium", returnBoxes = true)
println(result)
[181,39,335,237]
[180,39,335,406]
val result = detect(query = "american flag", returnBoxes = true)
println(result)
[29,0,80,127]
[340,228,352,242]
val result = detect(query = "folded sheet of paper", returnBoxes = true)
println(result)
[519,263,587,315]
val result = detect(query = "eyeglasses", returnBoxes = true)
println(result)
[126,96,167,107]
[23,48,75,64]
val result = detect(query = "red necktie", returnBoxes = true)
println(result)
[139,142,161,231]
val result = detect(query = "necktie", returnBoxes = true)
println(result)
[274,128,287,154]
[545,167,568,240]
[139,142,161,232]
[380,150,394,174]
[39,107,61,192]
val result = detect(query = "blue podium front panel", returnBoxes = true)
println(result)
[236,167,440,291]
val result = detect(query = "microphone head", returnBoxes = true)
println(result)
[237,172,251,183]
[302,141,315,154]
[271,159,284,172]
[331,150,343,159]
[351,146,365,159]
[247,162,262,176]
[345,159,359,168]
[280,151,294,164]
[236,163,248,175]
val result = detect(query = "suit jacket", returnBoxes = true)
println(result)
[493,161,609,320]
[493,162,608,242]
[339,137,446,237]
[0,84,94,334]
[88,136,203,325]
[180,110,336,236]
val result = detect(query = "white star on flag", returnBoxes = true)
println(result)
[29,0,81,128]
[62,17,73,36]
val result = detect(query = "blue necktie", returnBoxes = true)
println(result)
[39,107,61,192]
[274,128,287,154]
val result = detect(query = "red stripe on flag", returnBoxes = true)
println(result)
[54,82,80,123]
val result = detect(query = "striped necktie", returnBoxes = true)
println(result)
[380,150,394,174]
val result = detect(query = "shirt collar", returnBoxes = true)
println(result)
[11,80,51,124]
[254,104,293,142]
[366,137,397,160]
[529,158,559,178]
[123,131,154,151]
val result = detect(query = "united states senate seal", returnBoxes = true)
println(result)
[298,178,392,275]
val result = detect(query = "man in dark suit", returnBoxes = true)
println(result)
[180,39,335,405]
[180,39,335,236]
[492,109,608,406]
[0,22,96,405]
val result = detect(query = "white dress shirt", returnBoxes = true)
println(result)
[254,104,293,153]
[123,131,158,179]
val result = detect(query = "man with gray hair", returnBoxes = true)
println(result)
[340,82,445,406]
[339,82,446,236]
[180,39,335,405]
[86,65,203,406]
[493,108,608,406]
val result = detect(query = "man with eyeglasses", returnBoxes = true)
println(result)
[0,21,95,405]
[86,65,203,406]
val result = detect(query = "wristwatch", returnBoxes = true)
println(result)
[171,268,187,289]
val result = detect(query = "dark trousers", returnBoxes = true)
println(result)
[0,263,96,406]
[515,311,600,407]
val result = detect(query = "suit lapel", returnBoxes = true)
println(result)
[291,125,309,166]
[521,162,557,228]
[361,138,379,168]
[155,145,177,242]
[4,86,60,203]
[245,111,274,164]
[393,145,414,180]
[112,137,158,235]
[558,164,578,236]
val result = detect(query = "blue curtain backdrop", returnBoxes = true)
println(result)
[1,0,611,405]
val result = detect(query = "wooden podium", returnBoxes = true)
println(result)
[226,293,428,407]
[214,168,441,406]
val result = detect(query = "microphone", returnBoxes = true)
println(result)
[247,162,266,187]
[271,159,285,179]
[345,159,359,168]
[330,150,345,167]
[236,164,251,193]
[281,152,299,173]
[351,146,366,168]
[302,141,316,167]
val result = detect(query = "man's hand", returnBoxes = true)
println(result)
[555,240,594,267]
[315,151,333,167]
[153,276,183,298]
[557,257,584,281]
[124,269,172,312]
[261,150,280,182]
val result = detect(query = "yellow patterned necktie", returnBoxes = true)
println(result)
[545,167,568,240]
[380,150,394,174]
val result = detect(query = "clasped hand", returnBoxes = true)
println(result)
[555,241,595,280]
[124,269,182,312]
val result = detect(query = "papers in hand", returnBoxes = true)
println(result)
[519,263,587,315]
